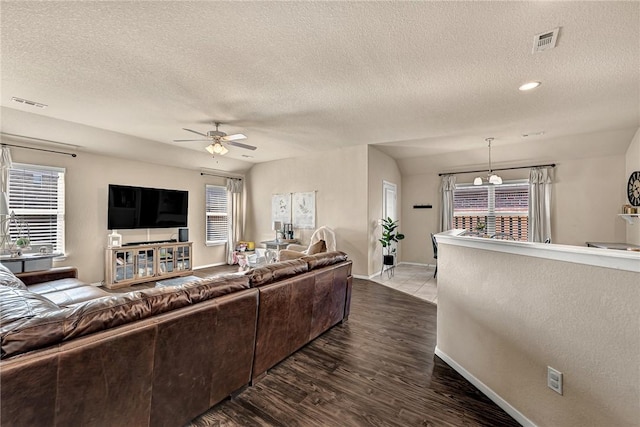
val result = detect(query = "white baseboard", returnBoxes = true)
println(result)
[398,261,432,267]
[434,346,536,427]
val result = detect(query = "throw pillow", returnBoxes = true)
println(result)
[0,262,27,290]
[307,240,326,255]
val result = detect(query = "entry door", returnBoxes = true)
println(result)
[383,180,397,222]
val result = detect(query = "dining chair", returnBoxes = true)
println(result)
[431,233,438,278]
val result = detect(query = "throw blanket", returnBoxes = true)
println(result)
[310,226,336,252]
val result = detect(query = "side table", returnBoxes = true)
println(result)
[260,240,298,250]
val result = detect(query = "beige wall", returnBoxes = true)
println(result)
[401,155,627,264]
[10,146,229,284]
[244,145,369,276]
[554,155,626,246]
[437,243,640,427]
[367,146,402,276]
[626,128,640,244]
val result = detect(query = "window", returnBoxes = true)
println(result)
[7,163,66,252]
[453,181,529,241]
[205,185,228,245]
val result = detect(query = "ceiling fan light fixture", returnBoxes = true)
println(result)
[206,141,226,155]
[473,177,483,186]
[489,174,503,185]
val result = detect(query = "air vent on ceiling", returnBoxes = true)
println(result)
[11,97,48,109]
[532,27,560,53]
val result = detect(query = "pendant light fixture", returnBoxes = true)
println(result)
[474,137,503,185]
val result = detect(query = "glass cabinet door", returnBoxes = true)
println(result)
[114,250,135,283]
[135,249,155,279]
[158,246,174,275]
[175,245,191,271]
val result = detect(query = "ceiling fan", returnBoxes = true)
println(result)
[173,122,256,156]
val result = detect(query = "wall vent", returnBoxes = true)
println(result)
[532,28,560,53]
[11,97,48,109]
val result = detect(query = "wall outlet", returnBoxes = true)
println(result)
[547,366,563,395]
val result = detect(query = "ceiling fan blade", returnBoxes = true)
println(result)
[221,133,247,142]
[173,139,209,142]
[227,140,257,151]
[182,128,208,137]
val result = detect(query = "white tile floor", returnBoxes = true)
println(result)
[370,263,438,304]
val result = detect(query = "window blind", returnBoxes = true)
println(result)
[7,163,65,252]
[453,181,529,240]
[205,185,228,244]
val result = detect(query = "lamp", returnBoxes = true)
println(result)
[273,221,283,242]
[474,138,502,185]
[206,142,229,156]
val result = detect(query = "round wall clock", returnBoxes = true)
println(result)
[628,170,640,206]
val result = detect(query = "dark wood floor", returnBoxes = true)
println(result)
[187,277,520,427]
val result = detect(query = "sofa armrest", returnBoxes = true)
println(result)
[16,267,79,286]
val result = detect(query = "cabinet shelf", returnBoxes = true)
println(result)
[619,214,640,225]
[105,242,192,289]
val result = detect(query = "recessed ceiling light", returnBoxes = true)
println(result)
[519,81,541,91]
[11,97,48,108]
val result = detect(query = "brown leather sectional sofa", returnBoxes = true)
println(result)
[0,251,352,427]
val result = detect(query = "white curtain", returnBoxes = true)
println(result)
[0,146,11,251]
[439,175,456,232]
[226,178,244,264]
[528,167,552,242]
[1,145,12,193]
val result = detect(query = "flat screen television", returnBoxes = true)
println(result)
[108,184,188,230]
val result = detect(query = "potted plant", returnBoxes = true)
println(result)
[15,237,30,249]
[379,217,405,265]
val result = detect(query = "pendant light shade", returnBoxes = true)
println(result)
[206,142,229,156]
[474,138,502,185]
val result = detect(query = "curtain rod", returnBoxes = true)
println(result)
[200,172,242,181]
[0,142,77,158]
[1,133,78,157]
[438,163,555,177]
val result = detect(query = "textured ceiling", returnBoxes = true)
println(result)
[1,1,638,174]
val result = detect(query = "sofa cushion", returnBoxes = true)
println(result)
[0,284,68,358]
[277,249,305,261]
[62,274,251,341]
[302,251,349,270]
[0,263,27,290]
[0,285,60,322]
[248,259,309,287]
[40,285,111,307]
[27,278,87,295]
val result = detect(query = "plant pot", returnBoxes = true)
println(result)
[383,255,395,266]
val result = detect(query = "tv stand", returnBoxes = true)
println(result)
[104,242,192,289]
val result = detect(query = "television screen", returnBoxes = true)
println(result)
[108,184,188,230]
